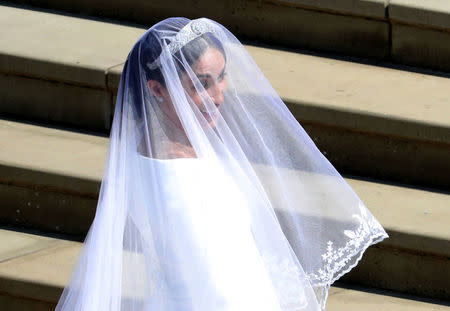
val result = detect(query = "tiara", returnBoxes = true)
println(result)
[146,19,216,70]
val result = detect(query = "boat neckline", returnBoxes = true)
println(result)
[139,154,199,161]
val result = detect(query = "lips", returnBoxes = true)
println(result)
[200,107,219,123]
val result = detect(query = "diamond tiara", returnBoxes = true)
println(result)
[146,19,216,70]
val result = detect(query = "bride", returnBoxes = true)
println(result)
[55,17,388,311]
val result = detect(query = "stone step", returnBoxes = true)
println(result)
[6,0,450,71]
[0,118,449,299]
[0,228,448,311]
[1,5,449,188]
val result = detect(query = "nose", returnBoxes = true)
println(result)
[210,81,225,106]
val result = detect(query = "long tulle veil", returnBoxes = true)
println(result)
[55,17,387,311]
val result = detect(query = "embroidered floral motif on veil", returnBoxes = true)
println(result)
[307,202,387,286]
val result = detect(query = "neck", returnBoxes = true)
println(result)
[153,110,197,159]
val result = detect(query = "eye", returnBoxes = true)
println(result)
[200,79,209,89]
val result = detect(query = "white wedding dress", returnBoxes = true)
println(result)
[138,155,314,311]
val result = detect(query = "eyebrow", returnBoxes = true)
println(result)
[196,67,225,80]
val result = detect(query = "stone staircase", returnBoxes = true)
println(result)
[0,228,447,311]
[5,0,450,71]
[0,2,449,310]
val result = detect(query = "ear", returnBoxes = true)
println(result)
[148,80,168,99]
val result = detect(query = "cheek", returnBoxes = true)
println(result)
[160,101,176,119]
[186,87,204,108]
[193,96,204,109]
[221,79,228,92]
[161,88,172,104]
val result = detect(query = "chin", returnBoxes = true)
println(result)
[201,111,220,128]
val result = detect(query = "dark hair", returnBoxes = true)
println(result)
[140,30,226,86]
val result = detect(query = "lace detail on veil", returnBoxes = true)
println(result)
[307,203,387,287]
[259,203,387,311]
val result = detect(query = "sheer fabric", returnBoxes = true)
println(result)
[55,17,388,311]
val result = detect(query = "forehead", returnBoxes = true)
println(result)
[192,48,225,75]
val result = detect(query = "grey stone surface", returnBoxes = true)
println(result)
[0,294,56,311]
[302,123,450,189]
[4,0,449,73]
[0,183,96,236]
[248,44,450,145]
[0,74,111,130]
[106,63,125,92]
[0,119,107,191]
[329,285,450,310]
[0,230,449,309]
[342,245,450,300]
[227,2,389,59]
[2,3,448,136]
[0,241,78,303]
[4,0,389,59]
[0,229,60,263]
[0,119,103,235]
[347,177,450,256]
[392,24,450,72]
[274,0,388,17]
[0,5,137,87]
[390,0,450,29]
[1,120,449,254]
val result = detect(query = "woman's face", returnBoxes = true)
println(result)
[151,47,227,129]
[181,47,227,126]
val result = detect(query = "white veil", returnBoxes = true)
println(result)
[55,17,388,311]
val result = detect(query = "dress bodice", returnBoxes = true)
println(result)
[136,155,282,311]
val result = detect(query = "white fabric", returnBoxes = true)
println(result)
[140,156,284,311]
[55,17,388,311]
